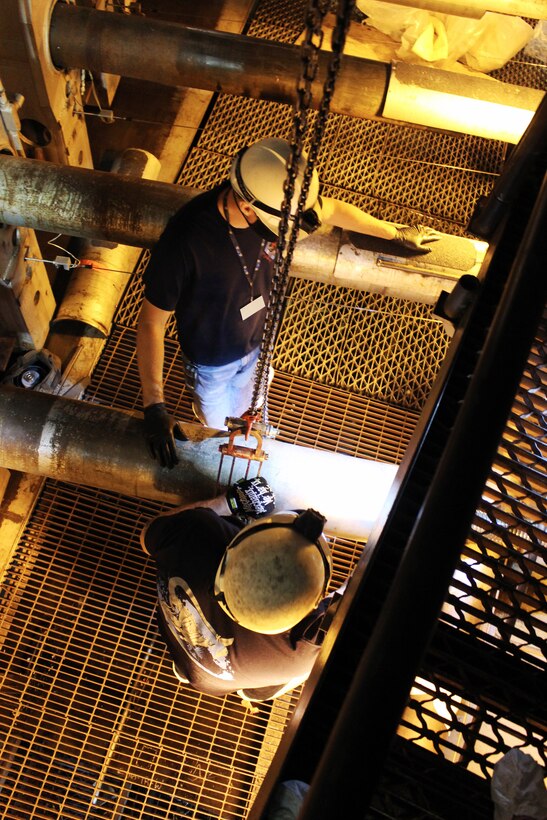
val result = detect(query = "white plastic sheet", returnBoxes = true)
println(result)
[523,19,547,62]
[356,1,533,72]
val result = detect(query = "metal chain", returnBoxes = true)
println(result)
[250,0,356,416]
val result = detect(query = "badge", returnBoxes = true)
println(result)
[240,295,266,321]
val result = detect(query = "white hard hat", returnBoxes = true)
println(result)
[230,137,322,240]
[214,509,332,634]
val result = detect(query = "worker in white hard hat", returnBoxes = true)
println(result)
[137,137,441,466]
[140,478,347,702]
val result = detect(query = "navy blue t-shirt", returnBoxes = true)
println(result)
[143,182,276,366]
[143,508,339,700]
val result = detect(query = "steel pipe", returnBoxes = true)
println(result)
[48,4,543,141]
[0,153,196,247]
[49,4,388,120]
[53,148,162,335]
[0,386,397,541]
[0,154,482,304]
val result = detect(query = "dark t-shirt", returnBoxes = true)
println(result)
[143,508,339,700]
[143,182,276,366]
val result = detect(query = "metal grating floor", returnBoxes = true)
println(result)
[0,480,364,819]
[1,0,546,817]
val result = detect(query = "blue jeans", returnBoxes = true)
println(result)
[182,348,260,429]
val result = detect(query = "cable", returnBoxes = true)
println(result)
[23,255,133,275]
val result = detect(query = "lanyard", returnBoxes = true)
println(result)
[223,191,266,302]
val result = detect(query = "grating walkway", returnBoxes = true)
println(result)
[0,478,366,818]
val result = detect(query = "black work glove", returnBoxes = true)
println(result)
[393,224,442,253]
[143,403,185,469]
[226,476,275,519]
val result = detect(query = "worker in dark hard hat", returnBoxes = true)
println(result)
[137,137,441,464]
[140,475,346,703]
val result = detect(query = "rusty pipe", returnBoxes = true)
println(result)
[53,148,162,335]
[0,152,197,247]
[0,386,397,541]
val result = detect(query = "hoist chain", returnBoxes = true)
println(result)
[249,0,356,418]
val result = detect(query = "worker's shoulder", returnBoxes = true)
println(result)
[141,506,216,557]
[144,506,241,562]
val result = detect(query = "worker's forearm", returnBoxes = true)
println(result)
[137,322,166,408]
[190,495,231,515]
[322,197,398,239]
[150,494,232,520]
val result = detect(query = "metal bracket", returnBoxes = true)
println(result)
[216,424,269,491]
